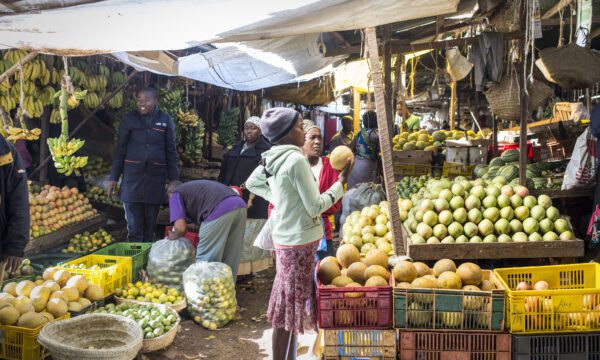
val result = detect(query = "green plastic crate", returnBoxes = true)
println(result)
[93,242,151,280]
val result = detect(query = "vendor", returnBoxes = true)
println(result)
[302,120,342,258]
[109,87,179,242]
[167,180,247,282]
[327,115,354,153]
[348,110,380,189]
[218,116,271,219]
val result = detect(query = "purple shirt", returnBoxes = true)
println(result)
[170,193,246,224]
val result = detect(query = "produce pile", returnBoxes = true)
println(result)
[176,110,205,165]
[29,185,98,239]
[473,149,520,182]
[401,176,575,244]
[62,229,115,254]
[392,129,486,154]
[317,247,391,288]
[84,156,111,178]
[0,268,103,327]
[341,201,394,256]
[92,303,178,340]
[115,282,184,305]
[86,186,122,207]
[527,161,567,190]
[217,107,240,148]
[397,175,432,200]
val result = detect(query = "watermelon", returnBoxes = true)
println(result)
[489,157,505,167]
[499,165,518,181]
[474,164,488,178]
[500,149,519,163]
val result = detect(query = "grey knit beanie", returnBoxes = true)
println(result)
[260,107,300,144]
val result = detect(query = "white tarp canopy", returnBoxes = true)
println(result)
[0,0,460,91]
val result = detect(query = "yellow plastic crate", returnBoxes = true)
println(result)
[442,162,475,178]
[0,314,70,360]
[57,254,131,296]
[393,163,432,178]
[493,263,600,334]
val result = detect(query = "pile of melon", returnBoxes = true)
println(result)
[393,259,492,291]
[317,245,391,291]
[0,267,103,328]
[341,202,394,257]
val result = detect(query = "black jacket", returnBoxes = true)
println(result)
[219,136,271,219]
[0,137,29,258]
[110,108,179,204]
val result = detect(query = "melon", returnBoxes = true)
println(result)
[62,287,80,302]
[433,259,457,277]
[336,244,361,268]
[15,302,34,315]
[480,280,494,291]
[3,282,17,297]
[411,277,438,289]
[331,276,354,287]
[43,281,60,293]
[40,312,54,323]
[437,271,462,289]
[30,286,51,303]
[365,249,388,268]
[393,261,418,283]
[413,262,432,277]
[46,298,68,318]
[317,262,341,285]
[321,256,340,268]
[365,265,390,280]
[330,145,354,171]
[17,312,46,329]
[68,301,84,312]
[78,298,92,308]
[0,304,19,325]
[456,262,482,286]
[365,276,388,287]
[66,275,89,294]
[49,290,68,303]
[346,262,368,284]
[53,270,71,287]
[43,267,58,281]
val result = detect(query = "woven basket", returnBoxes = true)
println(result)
[485,73,553,121]
[114,296,187,313]
[140,306,181,354]
[38,313,143,360]
[536,43,600,89]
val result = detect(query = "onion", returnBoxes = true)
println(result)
[516,281,532,291]
[534,281,549,291]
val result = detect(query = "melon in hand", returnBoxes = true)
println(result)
[330,145,354,171]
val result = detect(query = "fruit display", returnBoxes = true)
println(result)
[217,107,240,148]
[392,129,486,154]
[93,303,178,340]
[62,229,115,254]
[0,269,103,327]
[318,246,391,289]
[397,175,432,200]
[85,186,122,207]
[84,156,111,178]
[176,110,205,165]
[341,201,395,257]
[402,176,575,244]
[29,185,98,239]
[115,281,184,306]
[183,262,237,330]
[393,259,493,290]
[527,161,567,190]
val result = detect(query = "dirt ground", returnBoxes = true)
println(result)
[143,268,319,360]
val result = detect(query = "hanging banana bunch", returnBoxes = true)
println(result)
[5,65,41,141]
[47,57,88,176]
[107,91,123,109]
[177,110,200,128]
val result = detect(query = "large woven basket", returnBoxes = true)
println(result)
[485,73,553,121]
[536,43,600,89]
[115,296,187,313]
[38,313,143,360]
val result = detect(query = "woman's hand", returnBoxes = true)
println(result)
[337,159,354,185]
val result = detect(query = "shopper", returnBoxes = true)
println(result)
[0,135,30,280]
[327,115,354,153]
[219,116,271,219]
[302,120,341,259]
[246,107,352,360]
[167,180,247,282]
[347,110,380,190]
[109,87,179,242]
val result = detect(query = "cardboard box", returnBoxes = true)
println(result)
[392,150,433,164]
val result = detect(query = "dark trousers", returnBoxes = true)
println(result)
[123,202,160,242]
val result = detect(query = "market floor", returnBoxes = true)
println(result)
[143,267,320,360]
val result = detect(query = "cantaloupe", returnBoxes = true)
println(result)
[317,262,341,285]
[66,275,89,294]
[413,262,432,277]
[0,292,15,302]
[456,262,482,286]
[480,280,493,291]
[49,290,68,303]
[31,296,48,312]
[43,267,58,281]
[437,271,462,289]
[433,259,457,277]
[68,301,84,312]
[321,256,340,268]
[411,277,438,289]
[365,265,390,281]
[3,282,17,296]
[330,145,354,171]
[53,270,70,287]
[393,261,418,283]
[62,287,80,302]
[336,244,360,268]
[331,276,354,287]
[42,281,60,293]
[365,249,388,268]
[30,286,51,303]
[365,276,388,287]
[15,280,34,297]
[344,282,364,298]
[17,312,46,328]
[0,304,19,325]
[14,302,34,315]
[40,312,54,323]
[346,262,368,284]
[46,298,68,318]
[84,284,103,301]
[78,298,92,308]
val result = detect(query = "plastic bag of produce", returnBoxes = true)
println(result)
[183,262,237,330]
[147,238,195,289]
[562,128,597,190]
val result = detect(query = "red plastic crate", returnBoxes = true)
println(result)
[316,261,392,329]
[164,226,198,248]
[398,330,511,360]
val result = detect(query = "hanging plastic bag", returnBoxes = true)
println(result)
[147,238,196,289]
[184,262,237,330]
[253,217,274,251]
[562,128,597,190]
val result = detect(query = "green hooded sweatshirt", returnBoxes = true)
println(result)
[246,145,344,247]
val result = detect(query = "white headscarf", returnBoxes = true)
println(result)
[245,116,261,129]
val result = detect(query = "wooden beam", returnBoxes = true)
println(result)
[330,31,351,48]
[541,16,600,26]
[353,87,361,134]
[391,31,522,54]
[364,27,403,255]
[0,51,39,84]
[542,0,574,20]
[591,27,600,39]
[519,2,528,187]
[383,25,393,123]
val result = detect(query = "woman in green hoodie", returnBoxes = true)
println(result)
[246,108,352,360]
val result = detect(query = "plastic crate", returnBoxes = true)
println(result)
[512,332,600,359]
[393,163,432,179]
[93,242,151,280]
[0,314,70,360]
[393,270,505,331]
[323,329,396,360]
[57,254,131,296]
[442,161,476,178]
[398,330,511,360]
[493,263,600,334]
[316,262,392,329]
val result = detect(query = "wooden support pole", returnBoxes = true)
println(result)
[492,115,498,159]
[518,2,528,186]
[30,70,138,176]
[0,51,38,84]
[353,87,361,134]
[39,107,50,183]
[364,27,403,254]
[383,26,393,123]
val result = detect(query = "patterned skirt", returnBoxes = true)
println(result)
[267,242,319,334]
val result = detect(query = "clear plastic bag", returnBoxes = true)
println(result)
[147,238,196,289]
[184,262,237,330]
[562,128,597,190]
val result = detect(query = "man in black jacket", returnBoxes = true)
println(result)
[0,136,30,279]
[109,87,179,242]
